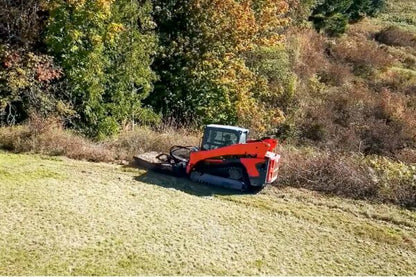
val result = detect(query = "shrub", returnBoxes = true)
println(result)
[289,27,411,158]
[376,26,416,48]
[292,30,329,79]
[373,90,416,149]
[277,147,416,207]
[330,36,395,76]
[365,156,416,207]
[384,46,416,70]
[291,29,354,86]
[0,115,114,162]
[111,127,200,161]
[293,79,415,156]
[303,123,327,141]
[377,67,416,94]
[396,148,416,164]
[246,45,297,123]
[0,46,71,126]
[0,114,201,162]
[318,62,353,86]
[278,148,377,199]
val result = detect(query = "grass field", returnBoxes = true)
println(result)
[0,151,415,275]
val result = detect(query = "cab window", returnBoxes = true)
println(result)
[202,129,238,150]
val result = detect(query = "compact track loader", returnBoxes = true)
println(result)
[134,124,281,191]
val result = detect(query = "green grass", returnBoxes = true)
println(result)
[0,151,415,275]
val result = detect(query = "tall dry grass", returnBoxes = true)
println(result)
[0,115,200,162]
[277,147,416,208]
[0,115,414,207]
[0,116,114,162]
[111,127,200,161]
[376,26,416,48]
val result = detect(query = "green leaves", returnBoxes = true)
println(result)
[0,46,69,124]
[46,0,157,138]
[310,0,385,36]
[149,0,289,132]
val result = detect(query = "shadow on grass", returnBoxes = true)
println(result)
[134,170,246,197]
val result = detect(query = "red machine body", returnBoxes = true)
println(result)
[134,124,281,191]
[185,125,281,190]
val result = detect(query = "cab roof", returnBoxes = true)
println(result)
[206,124,249,133]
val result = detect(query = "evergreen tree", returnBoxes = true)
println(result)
[310,0,385,36]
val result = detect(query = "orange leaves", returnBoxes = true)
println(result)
[2,49,62,84]
[3,52,21,69]
[36,62,62,82]
[194,0,289,53]
[191,0,289,131]
[152,0,291,131]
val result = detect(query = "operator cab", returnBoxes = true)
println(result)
[201,124,249,150]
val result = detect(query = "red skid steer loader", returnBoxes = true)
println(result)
[134,124,281,192]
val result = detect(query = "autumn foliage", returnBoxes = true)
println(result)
[149,0,290,133]
[0,0,415,164]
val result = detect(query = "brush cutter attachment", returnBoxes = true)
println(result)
[133,146,196,177]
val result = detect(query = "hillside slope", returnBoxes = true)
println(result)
[378,0,416,31]
[0,152,415,275]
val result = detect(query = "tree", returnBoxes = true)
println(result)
[0,0,48,47]
[148,0,289,132]
[310,0,385,36]
[0,45,70,126]
[0,0,71,125]
[46,0,156,138]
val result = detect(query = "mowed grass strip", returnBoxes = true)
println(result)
[0,151,415,275]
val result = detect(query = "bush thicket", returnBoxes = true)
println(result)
[376,26,416,48]
[1,117,414,207]
[148,0,291,132]
[278,147,416,207]
[310,0,385,36]
[0,46,71,125]
[46,0,157,139]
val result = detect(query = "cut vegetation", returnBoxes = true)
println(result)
[0,151,415,275]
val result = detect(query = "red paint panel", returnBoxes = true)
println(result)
[240,158,266,177]
[262,138,278,152]
[187,141,270,174]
